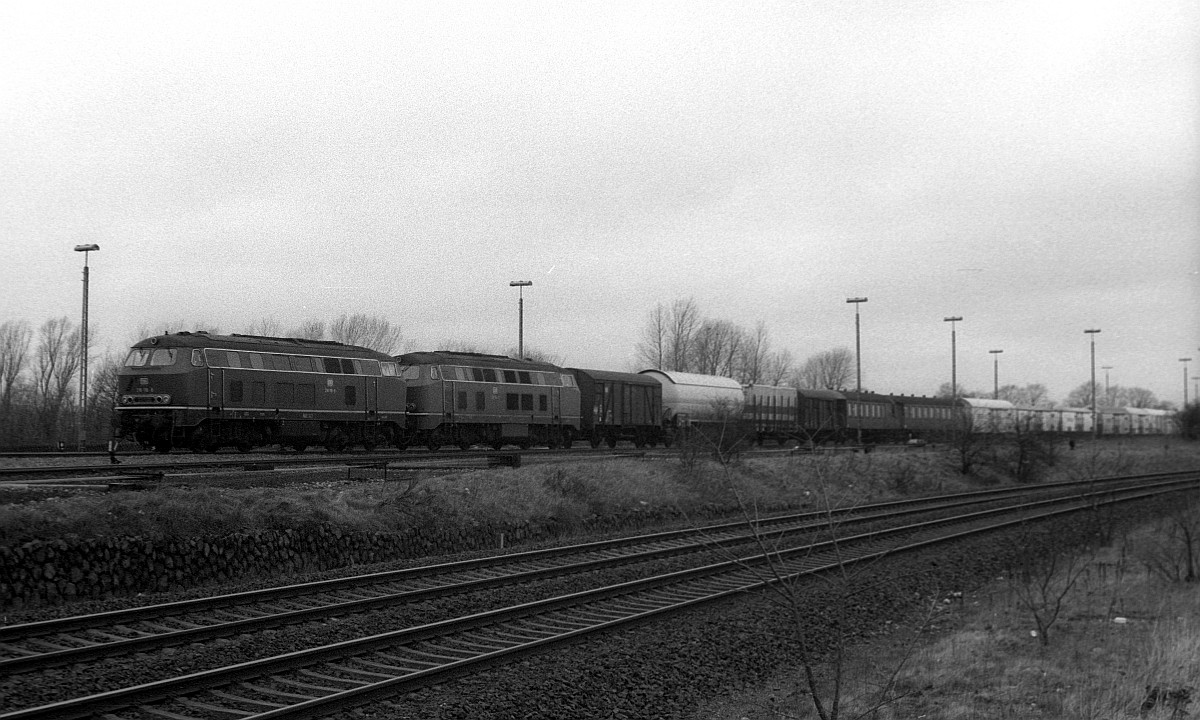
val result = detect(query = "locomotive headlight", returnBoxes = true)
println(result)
[121,395,132,405]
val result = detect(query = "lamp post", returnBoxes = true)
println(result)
[944,317,962,406]
[509,280,532,359]
[1181,358,1193,408]
[989,349,1003,399]
[1101,365,1113,406]
[1084,329,1100,436]
[847,297,867,444]
[74,243,100,451]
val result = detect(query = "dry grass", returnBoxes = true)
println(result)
[692,470,1200,720]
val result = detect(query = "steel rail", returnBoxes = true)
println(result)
[1,471,1192,675]
[1,478,1195,720]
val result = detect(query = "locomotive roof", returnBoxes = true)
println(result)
[130,332,391,359]
[568,368,659,385]
[398,350,564,373]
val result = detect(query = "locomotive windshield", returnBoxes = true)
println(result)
[124,348,178,367]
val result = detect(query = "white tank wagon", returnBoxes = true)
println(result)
[638,370,744,427]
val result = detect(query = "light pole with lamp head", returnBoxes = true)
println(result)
[1181,358,1192,408]
[847,297,867,444]
[943,317,962,405]
[989,349,1003,399]
[74,244,100,451]
[1084,329,1100,436]
[509,281,532,359]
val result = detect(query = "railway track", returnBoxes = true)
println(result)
[1,472,1195,719]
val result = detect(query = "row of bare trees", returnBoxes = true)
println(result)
[634,297,867,391]
[0,318,122,448]
[634,298,796,385]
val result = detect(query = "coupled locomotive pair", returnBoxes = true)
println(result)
[115,332,1175,454]
[115,332,667,453]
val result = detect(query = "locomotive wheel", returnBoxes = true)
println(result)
[324,431,348,453]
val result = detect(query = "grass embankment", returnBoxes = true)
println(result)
[0,438,1195,550]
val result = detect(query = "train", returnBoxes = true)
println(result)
[115,331,1178,453]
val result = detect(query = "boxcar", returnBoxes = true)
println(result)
[795,388,848,445]
[116,332,406,452]
[397,351,581,450]
[743,384,798,445]
[569,368,664,448]
[958,398,1015,434]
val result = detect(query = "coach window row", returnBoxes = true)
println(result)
[439,365,564,386]
[203,349,393,376]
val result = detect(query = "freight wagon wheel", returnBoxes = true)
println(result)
[589,436,601,449]
[427,441,440,451]
[292,443,308,453]
[458,439,472,451]
[152,438,172,454]
[491,440,504,450]
[235,440,253,453]
[606,436,617,449]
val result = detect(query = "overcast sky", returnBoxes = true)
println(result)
[3,1,1197,406]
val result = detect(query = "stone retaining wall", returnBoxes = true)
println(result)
[0,506,707,610]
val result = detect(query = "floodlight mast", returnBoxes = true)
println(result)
[74,244,100,451]
[509,281,532,359]
[846,297,867,444]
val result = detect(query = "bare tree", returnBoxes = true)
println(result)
[691,319,741,376]
[737,321,772,385]
[798,348,854,390]
[329,313,405,353]
[243,317,282,337]
[34,317,81,443]
[667,297,701,372]
[0,320,33,444]
[289,319,326,340]
[634,303,669,370]
[763,348,794,387]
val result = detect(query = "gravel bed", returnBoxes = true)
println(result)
[1,496,1176,718]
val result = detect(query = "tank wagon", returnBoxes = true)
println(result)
[397,351,581,450]
[116,332,406,452]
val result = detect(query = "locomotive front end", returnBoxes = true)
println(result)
[115,338,208,451]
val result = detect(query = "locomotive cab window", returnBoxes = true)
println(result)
[323,358,342,373]
[503,370,518,383]
[190,349,205,367]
